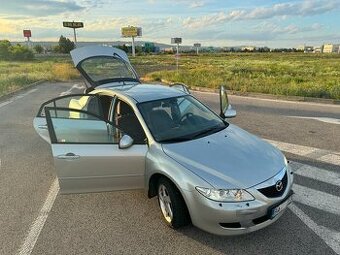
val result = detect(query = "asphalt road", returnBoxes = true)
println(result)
[0,82,339,255]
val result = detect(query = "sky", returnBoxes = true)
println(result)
[0,0,339,47]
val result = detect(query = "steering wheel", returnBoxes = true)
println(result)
[180,112,194,122]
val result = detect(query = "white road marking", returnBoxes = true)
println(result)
[291,161,340,187]
[293,184,340,216]
[266,139,317,156]
[16,84,83,255]
[0,100,12,108]
[265,139,340,166]
[288,116,340,125]
[59,83,85,96]
[289,203,340,255]
[0,88,38,109]
[318,154,340,166]
[17,178,59,255]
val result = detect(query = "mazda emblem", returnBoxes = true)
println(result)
[275,180,283,192]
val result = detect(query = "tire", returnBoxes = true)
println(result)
[157,177,190,229]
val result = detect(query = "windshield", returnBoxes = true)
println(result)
[138,95,227,143]
[80,56,138,85]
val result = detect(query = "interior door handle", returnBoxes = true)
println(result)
[38,124,48,130]
[57,153,80,160]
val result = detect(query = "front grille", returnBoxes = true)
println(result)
[258,172,287,198]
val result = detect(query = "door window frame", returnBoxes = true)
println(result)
[36,93,104,118]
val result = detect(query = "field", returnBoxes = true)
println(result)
[0,56,79,96]
[1,53,340,100]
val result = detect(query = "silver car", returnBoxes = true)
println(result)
[33,46,294,235]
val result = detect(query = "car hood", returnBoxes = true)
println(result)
[162,124,285,189]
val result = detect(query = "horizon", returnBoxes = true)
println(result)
[1,0,340,48]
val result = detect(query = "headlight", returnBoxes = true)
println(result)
[195,187,254,202]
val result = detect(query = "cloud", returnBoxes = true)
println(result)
[0,0,85,17]
[254,22,323,35]
[190,1,205,8]
[183,0,338,29]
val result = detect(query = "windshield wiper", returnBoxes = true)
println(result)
[190,125,226,139]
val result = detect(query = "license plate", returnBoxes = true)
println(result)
[270,196,292,219]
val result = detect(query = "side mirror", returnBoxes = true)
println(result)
[170,83,191,94]
[119,134,134,149]
[219,85,236,118]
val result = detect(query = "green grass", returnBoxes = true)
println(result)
[1,53,339,100]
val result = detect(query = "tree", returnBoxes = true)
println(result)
[0,40,11,60]
[34,44,44,54]
[56,35,75,53]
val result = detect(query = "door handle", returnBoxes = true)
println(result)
[38,124,48,130]
[57,153,80,160]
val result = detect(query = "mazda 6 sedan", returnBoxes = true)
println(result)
[33,46,294,235]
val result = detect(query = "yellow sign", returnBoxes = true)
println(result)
[121,26,142,37]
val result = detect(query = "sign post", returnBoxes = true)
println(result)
[194,43,201,55]
[121,26,142,57]
[23,30,32,48]
[63,21,84,47]
[171,38,182,71]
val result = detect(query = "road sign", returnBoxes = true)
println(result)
[121,26,142,37]
[62,21,84,47]
[63,21,84,28]
[194,43,201,48]
[23,30,31,38]
[171,38,182,44]
[121,26,142,57]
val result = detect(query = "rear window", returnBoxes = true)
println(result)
[80,56,137,84]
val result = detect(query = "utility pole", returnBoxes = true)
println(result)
[171,38,182,71]
[132,36,135,57]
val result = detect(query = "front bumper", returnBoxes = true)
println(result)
[182,170,294,236]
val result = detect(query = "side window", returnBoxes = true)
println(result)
[113,100,146,144]
[37,94,103,118]
[38,94,114,122]
[45,107,121,144]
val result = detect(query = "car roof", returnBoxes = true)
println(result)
[100,83,186,103]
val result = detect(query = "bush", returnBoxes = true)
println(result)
[0,41,34,60]
[10,44,34,60]
[34,44,44,54]
[0,40,11,60]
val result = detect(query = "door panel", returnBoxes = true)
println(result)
[53,144,146,194]
[45,107,147,194]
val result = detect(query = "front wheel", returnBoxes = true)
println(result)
[157,177,190,229]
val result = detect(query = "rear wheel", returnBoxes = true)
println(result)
[157,177,190,229]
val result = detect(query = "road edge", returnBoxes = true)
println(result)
[145,78,340,105]
[0,80,46,102]
[190,86,340,105]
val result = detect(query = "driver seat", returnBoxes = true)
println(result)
[149,110,175,134]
